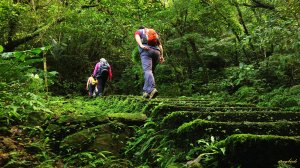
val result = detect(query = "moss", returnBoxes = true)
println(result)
[60,122,130,155]
[60,125,99,153]
[177,119,210,135]
[176,119,300,143]
[0,127,10,135]
[152,105,281,120]
[108,113,147,125]
[162,109,300,132]
[150,104,199,119]
[57,114,108,124]
[161,111,200,129]
[218,134,300,168]
[167,111,300,124]
[141,101,162,116]
[289,84,300,94]
[26,111,50,126]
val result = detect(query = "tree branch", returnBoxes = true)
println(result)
[241,0,275,10]
[3,17,65,52]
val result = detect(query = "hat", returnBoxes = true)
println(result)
[100,58,106,63]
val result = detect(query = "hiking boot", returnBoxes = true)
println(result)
[149,88,158,99]
[143,92,150,98]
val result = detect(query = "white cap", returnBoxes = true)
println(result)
[100,58,107,63]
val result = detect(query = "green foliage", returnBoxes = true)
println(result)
[234,86,258,103]
[63,151,133,168]
[0,47,54,125]
[1,0,300,167]
[0,0,299,97]
[258,54,300,87]
[117,63,144,95]
[186,136,225,168]
[277,162,296,168]
[131,46,140,63]
[258,86,300,110]
[125,118,182,167]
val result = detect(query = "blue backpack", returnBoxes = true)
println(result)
[95,62,109,78]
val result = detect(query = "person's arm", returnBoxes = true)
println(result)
[86,77,91,90]
[134,31,149,50]
[93,63,99,77]
[158,44,164,63]
[108,65,112,81]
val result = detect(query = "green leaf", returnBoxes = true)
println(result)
[14,52,26,61]
[31,48,42,55]
[0,45,3,53]
[41,45,52,51]
[1,52,14,59]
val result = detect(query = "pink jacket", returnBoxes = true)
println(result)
[93,62,112,80]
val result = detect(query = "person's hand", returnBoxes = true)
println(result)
[140,44,150,50]
[159,56,165,64]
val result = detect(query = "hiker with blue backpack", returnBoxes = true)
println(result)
[134,26,164,99]
[93,58,112,97]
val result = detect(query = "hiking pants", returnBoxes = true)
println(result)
[140,48,160,94]
[97,72,108,96]
[88,83,96,97]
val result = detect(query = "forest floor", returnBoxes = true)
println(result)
[1,95,299,168]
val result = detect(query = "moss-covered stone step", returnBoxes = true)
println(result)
[217,134,300,168]
[143,100,256,114]
[150,105,280,118]
[150,97,212,102]
[162,111,300,129]
[142,98,215,112]
[54,112,146,126]
[107,113,147,125]
[60,121,132,155]
[176,119,300,142]
[45,112,147,153]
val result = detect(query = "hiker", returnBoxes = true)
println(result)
[93,58,112,96]
[86,75,98,97]
[134,26,164,99]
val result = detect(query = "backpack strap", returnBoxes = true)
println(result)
[141,28,148,44]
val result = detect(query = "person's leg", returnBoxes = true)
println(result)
[91,85,96,97]
[97,77,102,96]
[88,83,94,96]
[141,51,154,94]
[100,73,108,95]
[151,49,160,72]
[140,49,160,95]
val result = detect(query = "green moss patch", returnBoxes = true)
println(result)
[151,105,281,120]
[60,121,131,155]
[107,113,147,125]
[162,111,300,129]
[177,119,300,142]
[217,134,300,168]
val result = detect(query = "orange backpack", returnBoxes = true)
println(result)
[146,29,159,46]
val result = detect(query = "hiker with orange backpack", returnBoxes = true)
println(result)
[92,58,112,97]
[134,26,164,99]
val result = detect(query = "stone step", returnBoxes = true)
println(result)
[142,101,213,114]
[217,134,300,168]
[162,111,300,129]
[176,120,300,142]
[150,105,281,118]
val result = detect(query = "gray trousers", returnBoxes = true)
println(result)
[140,48,160,94]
